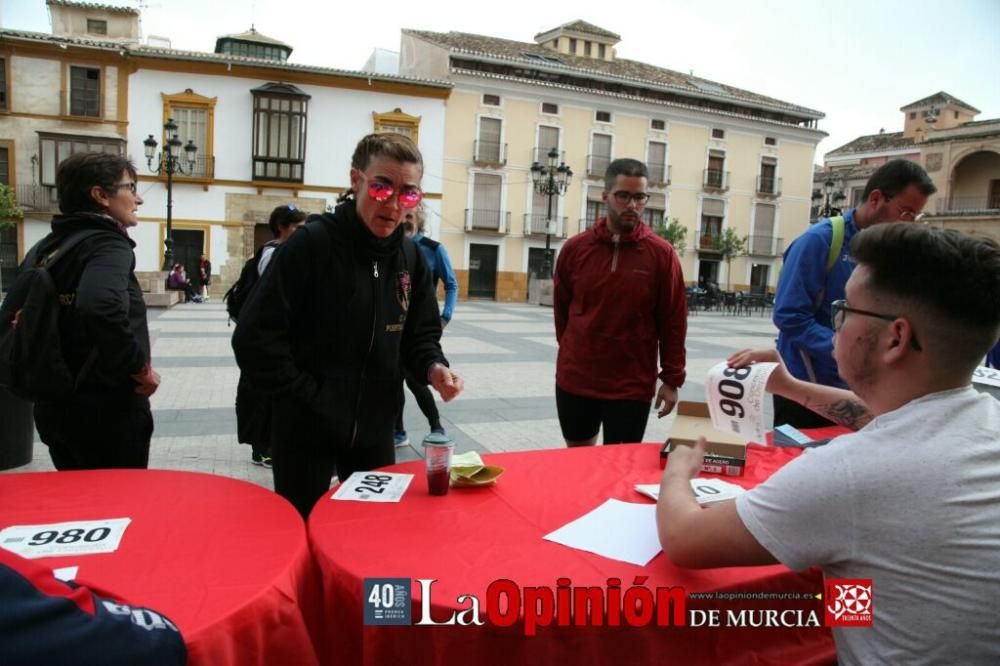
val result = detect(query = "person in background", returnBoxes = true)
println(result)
[28,152,159,470]
[236,203,307,467]
[658,223,1000,664]
[233,133,463,517]
[553,158,687,446]
[167,263,199,303]
[772,159,935,429]
[394,204,457,446]
[197,253,212,302]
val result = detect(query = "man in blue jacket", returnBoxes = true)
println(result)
[395,205,458,446]
[773,159,935,428]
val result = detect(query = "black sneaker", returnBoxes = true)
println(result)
[251,452,273,468]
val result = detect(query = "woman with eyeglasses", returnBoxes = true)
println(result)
[233,133,463,517]
[17,151,159,470]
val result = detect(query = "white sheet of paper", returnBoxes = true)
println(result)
[705,361,777,442]
[543,499,661,566]
[331,471,413,502]
[53,566,78,582]
[0,518,131,559]
[635,478,746,505]
[972,366,1000,388]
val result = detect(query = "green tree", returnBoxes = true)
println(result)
[0,184,22,231]
[715,227,747,291]
[652,217,687,256]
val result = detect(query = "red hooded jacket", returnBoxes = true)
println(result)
[554,217,687,402]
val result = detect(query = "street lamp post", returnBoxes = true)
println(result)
[530,147,572,279]
[143,118,197,270]
[812,178,847,220]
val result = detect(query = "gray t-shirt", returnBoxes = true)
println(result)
[737,386,1000,665]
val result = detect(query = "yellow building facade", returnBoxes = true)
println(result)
[401,20,826,301]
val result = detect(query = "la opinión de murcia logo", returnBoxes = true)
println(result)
[363,578,827,634]
[825,579,873,627]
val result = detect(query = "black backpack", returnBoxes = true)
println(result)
[0,229,106,402]
[224,241,278,323]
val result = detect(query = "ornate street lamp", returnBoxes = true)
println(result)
[811,177,847,220]
[144,118,197,270]
[530,147,572,279]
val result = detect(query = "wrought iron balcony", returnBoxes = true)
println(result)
[533,147,566,165]
[15,184,59,214]
[649,164,671,186]
[697,231,722,252]
[747,235,784,257]
[756,175,781,197]
[934,195,1000,215]
[473,141,507,166]
[523,214,568,238]
[587,154,611,178]
[465,208,510,233]
[703,169,729,192]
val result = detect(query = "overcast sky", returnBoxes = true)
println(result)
[4,0,998,161]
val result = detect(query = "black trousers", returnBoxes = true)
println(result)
[270,399,396,518]
[395,368,441,432]
[35,393,152,470]
[235,376,272,458]
[772,393,836,430]
[555,385,651,444]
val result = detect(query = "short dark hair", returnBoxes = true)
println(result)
[861,159,937,201]
[850,223,1000,370]
[604,158,649,191]
[56,152,137,215]
[268,204,307,237]
[337,133,423,204]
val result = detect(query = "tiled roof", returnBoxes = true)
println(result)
[405,29,822,119]
[900,91,980,114]
[216,27,291,49]
[826,131,917,156]
[535,20,621,41]
[46,0,139,15]
[0,30,452,89]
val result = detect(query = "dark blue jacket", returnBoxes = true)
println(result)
[773,209,859,388]
[0,549,186,666]
[414,232,458,322]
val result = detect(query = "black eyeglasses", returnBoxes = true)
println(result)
[831,299,922,351]
[107,181,137,195]
[610,191,650,205]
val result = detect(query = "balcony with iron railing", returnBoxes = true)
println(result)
[703,169,729,192]
[465,208,510,234]
[756,175,782,197]
[523,214,568,238]
[587,154,611,179]
[649,164,671,186]
[533,147,566,165]
[170,155,216,182]
[579,217,599,233]
[473,141,507,166]
[934,195,1000,216]
[747,235,784,257]
[15,184,59,214]
[697,230,722,252]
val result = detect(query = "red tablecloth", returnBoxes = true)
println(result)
[309,441,842,666]
[0,470,322,666]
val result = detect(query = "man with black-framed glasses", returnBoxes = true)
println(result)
[553,158,687,446]
[659,223,1000,664]
[773,159,936,429]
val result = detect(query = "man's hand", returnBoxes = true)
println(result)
[428,363,463,402]
[131,362,160,397]
[727,348,792,396]
[655,384,678,418]
[663,436,707,481]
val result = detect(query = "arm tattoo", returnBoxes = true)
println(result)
[805,398,873,431]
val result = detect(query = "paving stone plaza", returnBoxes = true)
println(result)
[10,301,781,488]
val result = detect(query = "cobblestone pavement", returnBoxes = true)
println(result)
[8,301,779,491]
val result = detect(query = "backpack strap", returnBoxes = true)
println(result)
[825,216,845,273]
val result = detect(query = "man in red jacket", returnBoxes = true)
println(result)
[553,158,687,446]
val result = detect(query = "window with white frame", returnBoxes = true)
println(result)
[643,192,665,228]
[589,133,612,177]
[251,83,309,182]
[647,141,667,185]
[476,117,503,163]
[470,173,503,231]
[38,132,124,186]
[535,125,560,164]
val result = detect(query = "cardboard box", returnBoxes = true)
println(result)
[660,401,747,477]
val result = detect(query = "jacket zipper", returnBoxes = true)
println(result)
[350,259,380,448]
[611,234,620,273]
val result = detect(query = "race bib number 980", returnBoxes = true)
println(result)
[0,518,132,559]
